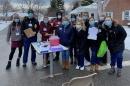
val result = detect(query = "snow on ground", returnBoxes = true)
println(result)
[124,26,130,50]
[0,21,11,31]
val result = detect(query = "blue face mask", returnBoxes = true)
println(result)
[89,20,95,27]
[44,19,48,24]
[28,13,33,18]
[83,16,88,20]
[71,18,76,21]
[15,19,20,23]
[62,21,69,26]
[104,20,112,28]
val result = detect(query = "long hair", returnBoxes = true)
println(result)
[76,17,86,31]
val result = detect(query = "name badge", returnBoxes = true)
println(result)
[16,32,20,36]
[43,28,47,31]
[58,22,60,25]
[59,28,62,30]
[28,23,32,27]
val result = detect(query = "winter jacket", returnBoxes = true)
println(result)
[56,24,73,47]
[39,21,53,41]
[21,17,39,38]
[7,23,22,42]
[76,29,86,54]
[106,24,127,53]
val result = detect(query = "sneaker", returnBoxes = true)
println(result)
[76,65,80,70]
[117,69,122,77]
[16,58,20,67]
[80,66,85,70]
[32,62,37,66]
[108,67,115,75]
[23,63,26,68]
[6,61,11,70]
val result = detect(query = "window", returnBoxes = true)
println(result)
[122,10,130,20]
[106,12,113,18]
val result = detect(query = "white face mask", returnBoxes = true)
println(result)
[99,17,105,21]
[76,25,82,31]
[58,15,61,19]
[104,18,112,28]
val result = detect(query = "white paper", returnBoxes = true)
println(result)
[87,27,98,40]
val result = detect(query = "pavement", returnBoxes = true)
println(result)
[0,28,130,86]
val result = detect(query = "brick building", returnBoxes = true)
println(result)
[103,0,130,25]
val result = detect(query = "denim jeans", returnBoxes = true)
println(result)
[110,50,124,69]
[90,47,100,65]
[62,50,69,61]
[77,52,84,67]
[23,36,37,64]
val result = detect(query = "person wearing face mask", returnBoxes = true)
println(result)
[75,19,86,70]
[82,13,91,66]
[21,9,39,67]
[53,12,63,61]
[97,15,108,65]
[56,16,73,70]
[87,17,100,73]
[6,14,23,70]
[69,14,77,65]
[39,16,53,67]
[103,17,127,77]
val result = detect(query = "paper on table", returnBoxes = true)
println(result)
[50,45,63,52]
[38,44,50,52]
[87,27,98,40]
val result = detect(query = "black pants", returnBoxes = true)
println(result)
[55,52,60,60]
[84,40,90,62]
[100,53,107,64]
[9,47,22,61]
[69,44,77,62]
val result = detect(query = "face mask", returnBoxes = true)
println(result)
[89,20,95,26]
[57,15,61,19]
[62,21,69,26]
[15,19,20,23]
[76,25,82,29]
[99,17,105,21]
[44,19,48,24]
[82,16,88,20]
[71,18,76,21]
[76,25,82,31]
[104,20,112,28]
[28,13,33,18]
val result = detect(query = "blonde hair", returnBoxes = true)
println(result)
[76,17,86,31]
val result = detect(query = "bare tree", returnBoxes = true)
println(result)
[0,0,13,21]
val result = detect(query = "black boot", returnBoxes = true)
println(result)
[16,58,20,67]
[32,62,37,66]
[6,61,11,70]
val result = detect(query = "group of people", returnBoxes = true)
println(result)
[6,9,127,77]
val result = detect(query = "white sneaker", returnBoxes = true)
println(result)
[84,61,91,66]
[80,66,85,70]
[76,65,80,70]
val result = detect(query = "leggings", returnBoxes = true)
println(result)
[9,47,22,61]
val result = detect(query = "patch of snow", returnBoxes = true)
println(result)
[124,26,130,50]
[0,21,11,31]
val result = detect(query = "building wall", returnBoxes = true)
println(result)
[104,0,130,25]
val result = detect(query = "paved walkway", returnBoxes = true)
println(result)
[0,28,130,86]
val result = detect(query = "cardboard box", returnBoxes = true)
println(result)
[24,28,36,38]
